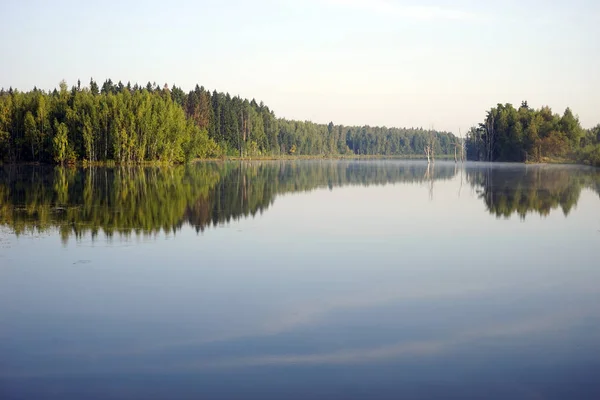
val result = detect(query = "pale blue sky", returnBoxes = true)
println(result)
[1,0,598,132]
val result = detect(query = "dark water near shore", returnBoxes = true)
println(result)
[1,160,599,399]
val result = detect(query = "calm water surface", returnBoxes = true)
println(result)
[1,160,599,399]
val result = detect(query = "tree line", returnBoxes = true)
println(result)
[0,79,458,164]
[465,101,600,166]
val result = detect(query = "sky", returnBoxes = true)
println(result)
[1,0,598,132]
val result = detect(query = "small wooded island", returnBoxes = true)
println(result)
[0,80,598,166]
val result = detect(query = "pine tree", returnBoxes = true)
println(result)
[90,78,99,96]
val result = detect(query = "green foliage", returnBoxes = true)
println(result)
[577,144,600,167]
[466,102,594,164]
[576,124,600,167]
[52,120,69,164]
[0,80,459,164]
[0,83,219,164]
[24,111,39,160]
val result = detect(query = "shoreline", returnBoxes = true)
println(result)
[0,154,455,167]
[0,154,596,168]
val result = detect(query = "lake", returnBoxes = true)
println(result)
[1,160,599,400]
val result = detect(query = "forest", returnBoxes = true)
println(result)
[0,79,458,164]
[465,101,600,166]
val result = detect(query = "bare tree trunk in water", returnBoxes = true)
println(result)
[424,163,434,200]
[458,164,463,198]
[429,162,434,200]
[429,127,436,164]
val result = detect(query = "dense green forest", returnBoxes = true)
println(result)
[2,161,598,241]
[465,102,600,166]
[0,79,458,164]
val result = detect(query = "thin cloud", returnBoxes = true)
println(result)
[174,305,596,371]
[326,0,477,21]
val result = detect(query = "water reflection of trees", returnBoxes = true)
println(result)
[0,165,222,241]
[466,164,600,219]
[1,161,598,240]
[0,161,455,240]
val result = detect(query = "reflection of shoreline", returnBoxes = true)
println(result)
[1,162,599,240]
[466,164,600,219]
[0,161,458,240]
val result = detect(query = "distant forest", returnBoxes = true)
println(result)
[0,79,458,164]
[466,101,600,166]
